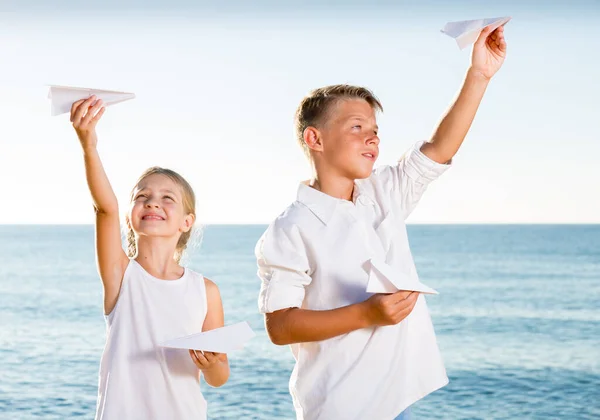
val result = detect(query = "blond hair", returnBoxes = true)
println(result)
[126,167,196,264]
[294,84,383,156]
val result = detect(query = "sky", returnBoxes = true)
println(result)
[0,0,599,224]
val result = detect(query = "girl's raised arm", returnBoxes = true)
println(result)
[71,96,129,314]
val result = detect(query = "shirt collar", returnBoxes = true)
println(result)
[296,181,375,225]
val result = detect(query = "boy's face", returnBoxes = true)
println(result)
[315,98,380,180]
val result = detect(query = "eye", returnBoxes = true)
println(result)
[135,193,147,200]
[352,125,362,130]
[163,195,175,201]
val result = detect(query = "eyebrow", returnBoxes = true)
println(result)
[134,187,178,196]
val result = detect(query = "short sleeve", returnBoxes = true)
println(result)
[373,141,451,219]
[255,221,312,314]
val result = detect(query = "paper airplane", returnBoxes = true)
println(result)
[160,321,256,353]
[366,258,438,295]
[441,16,511,50]
[48,85,135,116]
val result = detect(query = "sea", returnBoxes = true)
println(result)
[0,225,598,419]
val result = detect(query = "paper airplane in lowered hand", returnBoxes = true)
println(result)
[366,258,439,295]
[160,321,256,353]
[48,85,135,116]
[441,16,511,50]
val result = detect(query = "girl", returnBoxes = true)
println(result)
[70,96,229,420]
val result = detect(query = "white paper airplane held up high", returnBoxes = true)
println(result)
[48,85,135,116]
[160,321,256,353]
[441,16,511,50]
[366,258,439,295]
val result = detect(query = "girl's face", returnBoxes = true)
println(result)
[128,174,193,241]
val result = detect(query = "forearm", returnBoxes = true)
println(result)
[266,302,370,345]
[82,147,119,214]
[423,68,490,163]
[202,361,230,387]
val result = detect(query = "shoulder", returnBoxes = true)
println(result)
[257,210,308,254]
[258,202,310,246]
[184,268,218,294]
[203,277,223,303]
[273,200,313,228]
[203,277,219,294]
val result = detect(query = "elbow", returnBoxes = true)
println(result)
[204,364,230,388]
[265,311,294,346]
[267,330,291,346]
[206,373,229,388]
[424,139,454,164]
[94,204,119,216]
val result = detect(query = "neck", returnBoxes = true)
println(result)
[310,162,355,201]
[135,237,183,280]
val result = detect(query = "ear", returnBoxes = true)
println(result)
[181,213,195,233]
[303,126,323,152]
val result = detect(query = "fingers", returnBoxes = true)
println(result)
[205,352,227,363]
[487,26,507,53]
[81,99,104,127]
[70,99,86,122]
[189,350,226,369]
[189,349,209,369]
[203,352,218,364]
[476,25,507,49]
[390,290,413,303]
[496,27,507,52]
[394,293,419,322]
[71,95,97,126]
[189,349,200,367]
[390,292,419,322]
[474,26,492,47]
[393,291,419,309]
[90,106,106,126]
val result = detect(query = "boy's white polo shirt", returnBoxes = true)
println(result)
[256,141,451,420]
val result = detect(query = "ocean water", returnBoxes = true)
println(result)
[0,224,598,420]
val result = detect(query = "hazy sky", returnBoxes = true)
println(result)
[1,0,598,224]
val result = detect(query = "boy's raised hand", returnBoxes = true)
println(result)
[471,24,507,80]
[71,95,105,149]
[364,290,420,326]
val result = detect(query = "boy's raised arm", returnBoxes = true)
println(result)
[420,25,507,164]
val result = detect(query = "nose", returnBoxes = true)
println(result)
[144,198,160,209]
[367,134,380,146]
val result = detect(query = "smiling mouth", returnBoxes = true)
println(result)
[362,153,377,160]
[142,215,165,221]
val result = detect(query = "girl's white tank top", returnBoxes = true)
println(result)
[95,259,208,420]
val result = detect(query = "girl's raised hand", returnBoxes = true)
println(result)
[70,95,105,149]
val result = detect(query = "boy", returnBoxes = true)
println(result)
[255,26,507,419]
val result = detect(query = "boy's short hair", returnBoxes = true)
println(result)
[294,84,383,156]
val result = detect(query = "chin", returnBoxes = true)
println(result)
[351,165,375,180]
[134,224,168,236]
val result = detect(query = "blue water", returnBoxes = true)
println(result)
[0,225,599,419]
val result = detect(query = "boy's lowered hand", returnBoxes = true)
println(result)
[363,290,420,326]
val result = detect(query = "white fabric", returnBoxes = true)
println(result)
[95,259,208,420]
[256,141,451,420]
